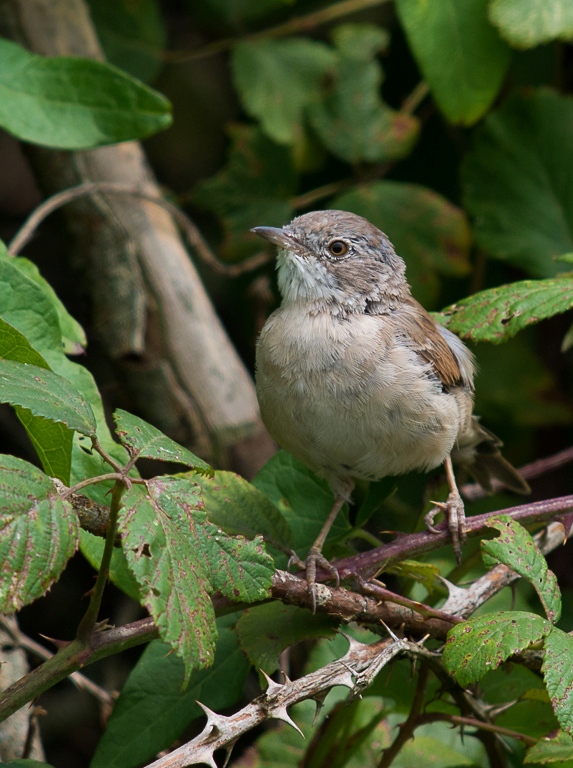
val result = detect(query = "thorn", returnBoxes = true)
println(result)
[273,706,304,737]
[260,670,284,696]
[311,690,329,725]
[195,700,227,734]
[38,634,70,650]
[333,671,356,689]
[379,621,400,642]
[221,737,239,768]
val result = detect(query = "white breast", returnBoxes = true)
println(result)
[256,308,464,494]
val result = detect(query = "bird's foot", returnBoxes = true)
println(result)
[288,548,339,612]
[425,491,466,564]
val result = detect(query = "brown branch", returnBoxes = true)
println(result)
[8,181,271,277]
[332,494,573,582]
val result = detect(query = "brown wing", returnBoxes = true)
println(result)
[400,297,464,389]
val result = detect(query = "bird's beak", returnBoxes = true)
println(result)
[251,226,295,249]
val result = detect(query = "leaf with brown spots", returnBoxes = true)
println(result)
[542,628,573,734]
[439,275,573,344]
[119,476,274,682]
[0,454,79,613]
[482,515,561,623]
[113,409,212,476]
[443,611,551,688]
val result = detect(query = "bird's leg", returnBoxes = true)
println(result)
[425,454,466,563]
[289,493,345,612]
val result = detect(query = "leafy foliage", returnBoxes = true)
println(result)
[0,455,78,613]
[119,477,273,681]
[1,2,573,766]
[0,38,171,148]
[441,275,573,343]
[395,0,511,124]
[482,516,561,622]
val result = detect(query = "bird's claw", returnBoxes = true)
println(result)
[288,547,339,613]
[425,492,466,564]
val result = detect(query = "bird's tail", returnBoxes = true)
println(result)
[452,417,530,495]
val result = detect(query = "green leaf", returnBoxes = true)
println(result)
[0,317,73,483]
[80,530,140,602]
[395,0,511,125]
[443,611,551,688]
[236,603,338,674]
[440,276,573,343]
[232,38,335,145]
[86,0,166,82]
[113,409,212,475]
[0,37,171,149]
[525,730,573,764]
[482,516,561,623]
[252,450,351,561]
[0,359,96,436]
[119,477,273,681]
[542,628,573,734]
[2,255,87,355]
[195,124,296,259]
[490,0,573,48]
[333,181,471,306]
[308,24,419,163]
[192,469,292,552]
[89,616,249,768]
[463,89,573,277]
[0,252,127,482]
[0,454,79,612]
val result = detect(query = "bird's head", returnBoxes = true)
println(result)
[252,210,408,313]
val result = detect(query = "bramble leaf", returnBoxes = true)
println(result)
[308,24,418,163]
[236,603,338,674]
[463,89,573,277]
[543,629,573,734]
[482,516,561,623]
[525,729,573,764]
[489,0,573,48]
[119,477,273,681]
[0,359,96,436]
[0,37,171,148]
[440,275,573,343]
[0,455,79,612]
[192,470,292,552]
[443,611,551,687]
[395,0,511,125]
[113,409,212,475]
[232,38,335,145]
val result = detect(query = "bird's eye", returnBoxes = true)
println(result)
[328,240,348,257]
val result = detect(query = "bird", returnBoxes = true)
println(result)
[252,210,529,604]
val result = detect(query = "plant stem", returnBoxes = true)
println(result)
[76,480,125,641]
[60,472,127,498]
[167,0,391,62]
[415,712,537,747]
[0,619,157,724]
[377,666,429,768]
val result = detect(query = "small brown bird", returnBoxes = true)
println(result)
[253,210,529,602]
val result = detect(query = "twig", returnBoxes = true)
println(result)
[377,666,429,768]
[333,494,573,582]
[0,618,112,706]
[143,635,409,768]
[166,0,391,62]
[415,712,537,747]
[8,182,270,277]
